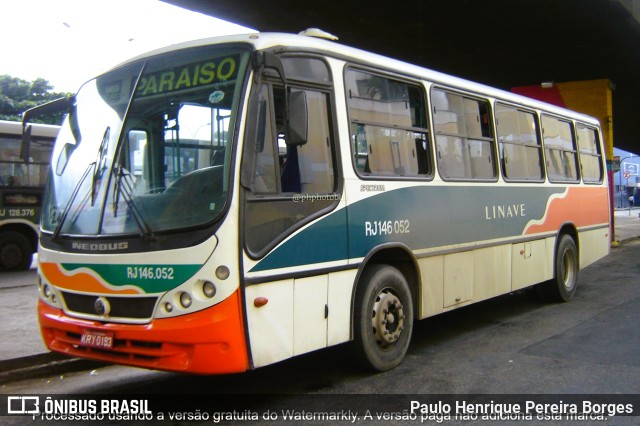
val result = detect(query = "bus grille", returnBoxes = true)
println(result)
[60,292,158,320]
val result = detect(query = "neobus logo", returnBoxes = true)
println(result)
[72,242,129,251]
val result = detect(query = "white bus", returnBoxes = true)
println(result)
[0,120,58,271]
[33,31,610,374]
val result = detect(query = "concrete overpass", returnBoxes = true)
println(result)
[164,0,640,153]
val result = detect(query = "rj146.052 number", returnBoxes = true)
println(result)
[126,266,175,280]
[364,220,410,237]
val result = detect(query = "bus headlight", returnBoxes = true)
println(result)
[202,281,216,298]
[179,291,192,309]
[215,265,230,280]
[38,275,62,308]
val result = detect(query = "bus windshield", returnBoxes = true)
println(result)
[42,44,250,236]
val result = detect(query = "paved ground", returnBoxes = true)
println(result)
[0,209,638,377]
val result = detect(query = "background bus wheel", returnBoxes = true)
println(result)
[0,231,33,271]
[541,234,579,302]
[352,264,413,372]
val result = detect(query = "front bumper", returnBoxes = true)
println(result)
[38,289,249,374]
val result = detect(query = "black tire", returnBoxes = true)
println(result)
[351,264,413,371]
[0,231,33,271]
[542,234,579,302]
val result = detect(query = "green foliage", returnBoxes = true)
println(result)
[0,75,73,125]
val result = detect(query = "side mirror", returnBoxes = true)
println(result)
[20,125,32,164]
[252,51,286,85]
[287,91,308,146]
[21,96,75,165]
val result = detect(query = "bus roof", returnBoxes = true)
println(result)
[113,32,598,126]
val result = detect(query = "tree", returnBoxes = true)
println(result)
[0,75,72,125]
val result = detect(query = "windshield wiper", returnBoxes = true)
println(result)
[52,126,112,239]
[91,127,110,206]
[112,163,152,237]
[51,161,94,240]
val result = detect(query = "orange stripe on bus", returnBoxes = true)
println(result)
[41,262,140,295]
[524,186,609,235]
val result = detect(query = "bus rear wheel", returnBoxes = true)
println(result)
[0,231,33,271]
[542,234,579,302]
[352,264,413,371]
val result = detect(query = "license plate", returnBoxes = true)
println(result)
[79,330,114,349]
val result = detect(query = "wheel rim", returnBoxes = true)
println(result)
[561,248,576,291]
[371,287,405,348]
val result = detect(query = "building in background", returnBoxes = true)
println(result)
[613,147,640,207]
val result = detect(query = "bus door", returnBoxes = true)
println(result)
[240,55,348,368]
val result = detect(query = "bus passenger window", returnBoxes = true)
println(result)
[576,124,603,183]
[346,69,431,177]
[495,104,544,181]
[432,89,496,181]
[542,115,579,182]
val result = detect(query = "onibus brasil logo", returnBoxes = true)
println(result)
[6,396,152,421]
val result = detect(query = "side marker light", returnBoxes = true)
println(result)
[253,297,269,308]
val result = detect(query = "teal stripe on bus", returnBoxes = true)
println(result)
[249,186,565,273]
[248,208,349,272]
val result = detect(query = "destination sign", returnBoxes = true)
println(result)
[136,54,239,97]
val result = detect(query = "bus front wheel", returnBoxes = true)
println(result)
[352,264,413,371]
[0,231,33,271]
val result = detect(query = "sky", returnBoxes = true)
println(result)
[2,0,254,93]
